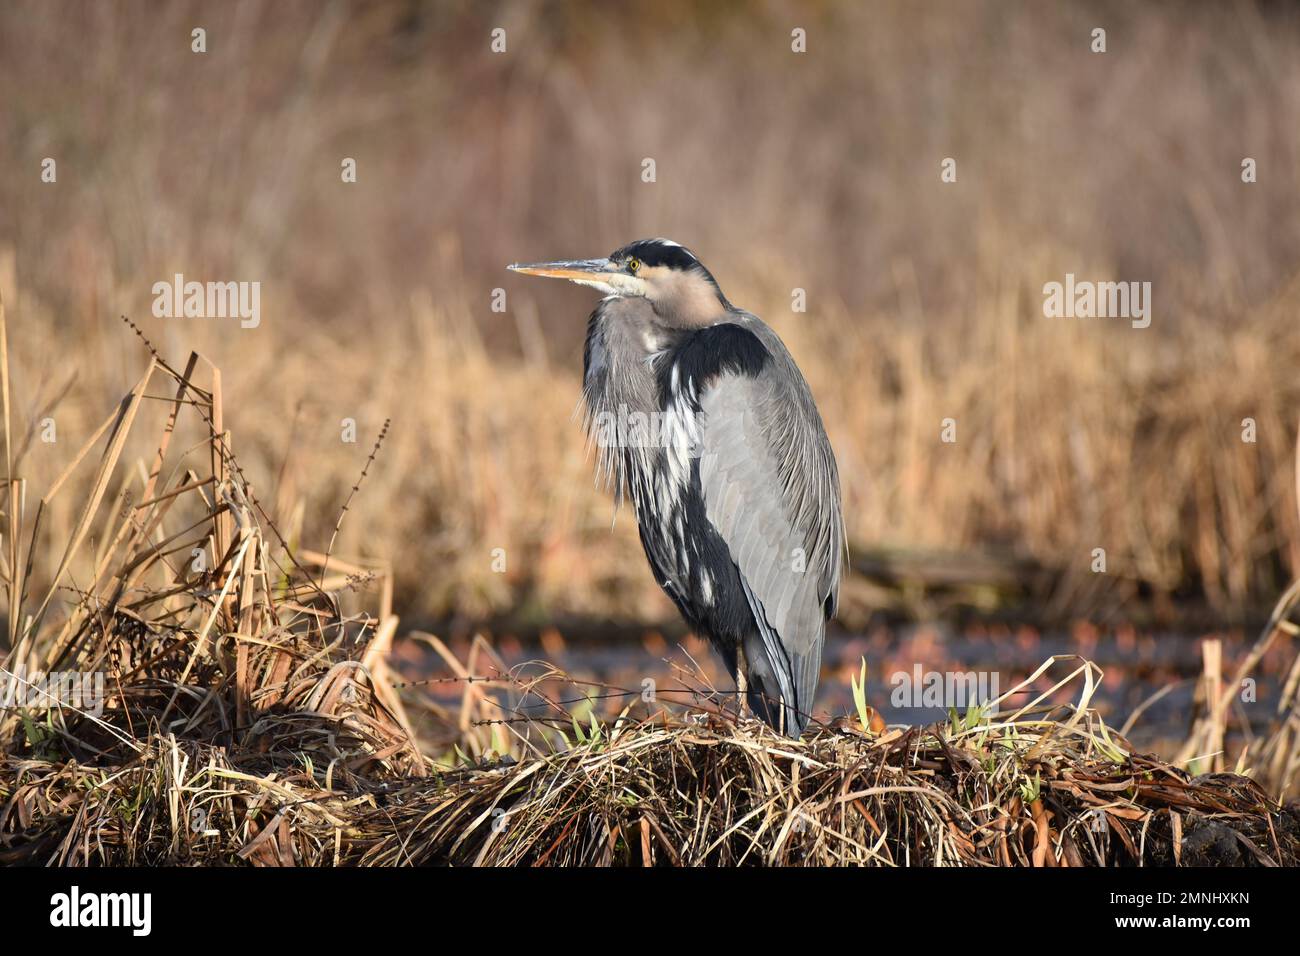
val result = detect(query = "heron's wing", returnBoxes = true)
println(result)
[695,354,842,732]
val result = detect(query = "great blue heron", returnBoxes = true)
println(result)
[509,238,843,735]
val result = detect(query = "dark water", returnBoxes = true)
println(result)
[393,622,1287,753]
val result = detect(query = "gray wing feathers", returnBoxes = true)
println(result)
[698,365,842,729]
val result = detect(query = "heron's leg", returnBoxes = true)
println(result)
[734,642,749,715]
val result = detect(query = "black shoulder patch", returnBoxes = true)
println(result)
[658,323,770,405]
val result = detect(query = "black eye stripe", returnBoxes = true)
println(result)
[610,239,700,271]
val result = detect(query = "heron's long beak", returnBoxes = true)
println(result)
[507,257,619,283]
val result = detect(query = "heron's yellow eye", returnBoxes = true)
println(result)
[627,258,641,274]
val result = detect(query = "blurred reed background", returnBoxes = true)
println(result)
[3,0,1300,631]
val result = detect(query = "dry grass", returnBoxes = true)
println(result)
[0,310,431,862]
[4,1,1300,624]
[2,328,1298,866]
[7,703,1299,866]
[7,271,1300,628]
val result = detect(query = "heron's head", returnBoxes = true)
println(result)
[509,238,730,326]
